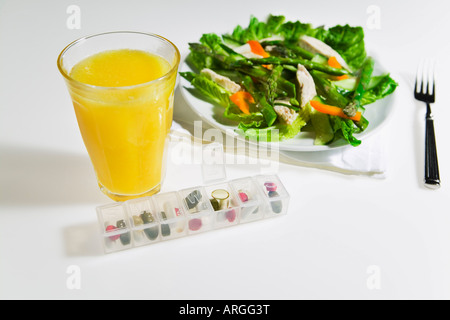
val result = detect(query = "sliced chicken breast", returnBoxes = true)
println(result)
[233,43,264,59]
[273,105,298,125]
[299,35,351,71]
[200,68,241,93]
[259,35,285,42]
[296,64,317,107]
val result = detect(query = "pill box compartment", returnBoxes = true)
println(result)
[254,175,290,218]
[124,197,160,246]
[178,187,214,234]
[152,191,187,240]
[204,183,240,229]
[97,203,132,253]
[230,177,264,223]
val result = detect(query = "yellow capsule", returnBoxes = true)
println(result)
[133,215,143,226]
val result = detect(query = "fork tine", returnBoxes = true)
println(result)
[430,59,436,100]
[414,58,437,102]
[422,59,429,95]
[415,59,424,95]
[423,58,436,101]
[414,67,418,94]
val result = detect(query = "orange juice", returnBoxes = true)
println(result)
[68,49,176,200]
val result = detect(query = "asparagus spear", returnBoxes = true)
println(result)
[343,57,374,117]
[264,65,284,103]
[189,43,249,70]
[237,65,297,100]
[310,70,349,108]
[261,40,315,60]
[285,42,316,60]
[240,75,278,126]
[239,56,349,76]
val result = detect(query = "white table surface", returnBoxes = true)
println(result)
[1,0,450,300]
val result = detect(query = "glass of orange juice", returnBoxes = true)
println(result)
[57,32,180,201]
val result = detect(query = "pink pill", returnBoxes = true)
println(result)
[239,192,248,202]
[226,209,236,222]
[264,182,277,192]
[188,218,202,231]
[106,225,120,241]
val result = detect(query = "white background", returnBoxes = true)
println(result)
[1,0,450,300]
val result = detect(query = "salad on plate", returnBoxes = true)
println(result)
[180,15,398,147]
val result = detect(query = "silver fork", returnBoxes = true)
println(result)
[414,59,440,189]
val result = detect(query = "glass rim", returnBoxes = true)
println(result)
[57,31,181,90]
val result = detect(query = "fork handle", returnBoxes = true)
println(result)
[425,104,440,188]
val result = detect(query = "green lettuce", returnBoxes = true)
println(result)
[333,74,398,106]
[361,74,398,106]
[224,102,265,124]
[226,14,314,44]
[227,15,286,44]
[330,116,361,147]
[180,71,265,125]
[180,71,231,108]
[223,15,366,70]
[236,104,311,142]
[187,33,248,71]
[321,25,367,70]
[279,20,313,42]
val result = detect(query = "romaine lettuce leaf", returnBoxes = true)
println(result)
[188,34,248,71]
[180,71,266,125]
[186,48,214,71]
[361,74,398,106]
[226,15,315,44]
[279,20,313,42]
[237,116,301,142]
[330,116,361,147]
[228,15,286,44]
[321,25,367,70]
[224,15,366,71]
[200,33,225,52]
[257,96,278,126]
[334,74,390,91]
[333,74,398,106]
[236,103,311,142]
[180,71,232,108]
[224,103,265,124]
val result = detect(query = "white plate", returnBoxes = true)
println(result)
[179,49,396,152]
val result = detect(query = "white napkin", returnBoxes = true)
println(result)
[169,119,388,178]
[171,88,388,178]
[278,133,388,177]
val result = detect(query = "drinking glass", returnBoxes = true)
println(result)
[57,32,180,201]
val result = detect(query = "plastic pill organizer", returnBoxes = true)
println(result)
[96,144,290,253]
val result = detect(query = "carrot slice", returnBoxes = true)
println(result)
[328,56,342,69]
[328,57,349,80]
[336,75,350,80]
[310,100,361,121]
[230,91,255,115]
[247,40,270,58]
